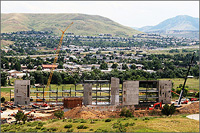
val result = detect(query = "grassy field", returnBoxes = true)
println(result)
[159,78,199,91]
[1,115,199,132]
[145,46,198,55]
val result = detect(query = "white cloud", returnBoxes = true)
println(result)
[1,1,199,27]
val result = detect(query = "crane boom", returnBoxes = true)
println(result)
[38,22,73,101]
[177,51,196,105]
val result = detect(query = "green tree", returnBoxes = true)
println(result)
[111,63,118,69]
[176,84,189,97]
[37,66,42,70]
[122,64,128,70]
[27,63,34,69]
[91,66,95,70]
[14,62,21,71]
[14,111,24,124]
[5,61,9,69]
[130,64,136,70]
[100,62,108,70]
[1,97,5,103]
[52,72,62,85]
[1,72,8,86]
[58,62,64,69]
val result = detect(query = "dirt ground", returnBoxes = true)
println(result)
[64,102,199,119]
[64,106,119,119]
[177,102,199,114]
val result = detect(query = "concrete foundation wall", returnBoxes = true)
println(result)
[14,80,30,105]
[123,81,139,105]
[111,77,120,105]
[158,80,172,104]
[83,83,92,106]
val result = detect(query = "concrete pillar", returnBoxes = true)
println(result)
[158,80,172,104]
[123,81,139,105]
[83,83,92,106]
[111,77,120,105]
[14,80,30,105]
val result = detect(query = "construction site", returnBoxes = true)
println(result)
[1,77,199,124]
[1,23,199,125]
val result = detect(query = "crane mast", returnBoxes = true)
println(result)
[37,22,73,102]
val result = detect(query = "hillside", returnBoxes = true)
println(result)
[139,15,199,32]
[1,13,141,37]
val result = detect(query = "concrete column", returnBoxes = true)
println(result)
[14,80,30,105]
[83,83,92,106]
[123,81,139,105]
[111,77,120,105]
[158,80,172,104]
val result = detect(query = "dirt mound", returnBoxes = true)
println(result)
[177,102,199,114]
[64,106,119,119]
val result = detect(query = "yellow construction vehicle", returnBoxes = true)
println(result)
[36,22,73,102]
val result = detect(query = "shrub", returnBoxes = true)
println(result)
[129,122,135,126]
[26,128,35,132]
[62,119,67,122]
[48,127,58,131]
[116,123,126,132]
[125,109,133,117]
[161,104,176,116]
[77,124,88,129]
[73,119,79,123]
[105,119,111,122]
[143,117,150,121]
[124,123,129,127]
[68,119,72,122]
[89,129,94,131]
[1,97,5,103]
[113,122,119,128]
[80,119,87,123]
[11,98,14,101]
[120,108,133,117]
[27,121,38,127]
[36,126,42,129]
[54,110,64,119]
[40,127,48,132]
[67,129,74,132]
[95,128,108,132]
[120,108,126,116]
[64,124,72,128]
[90,120,95,124]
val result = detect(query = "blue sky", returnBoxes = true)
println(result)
[1,1,199,28]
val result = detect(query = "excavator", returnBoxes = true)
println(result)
[36,22,73,102]
[149,102,162,110]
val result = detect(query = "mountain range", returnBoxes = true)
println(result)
[136,15,199,39]
[1,13,141,37]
